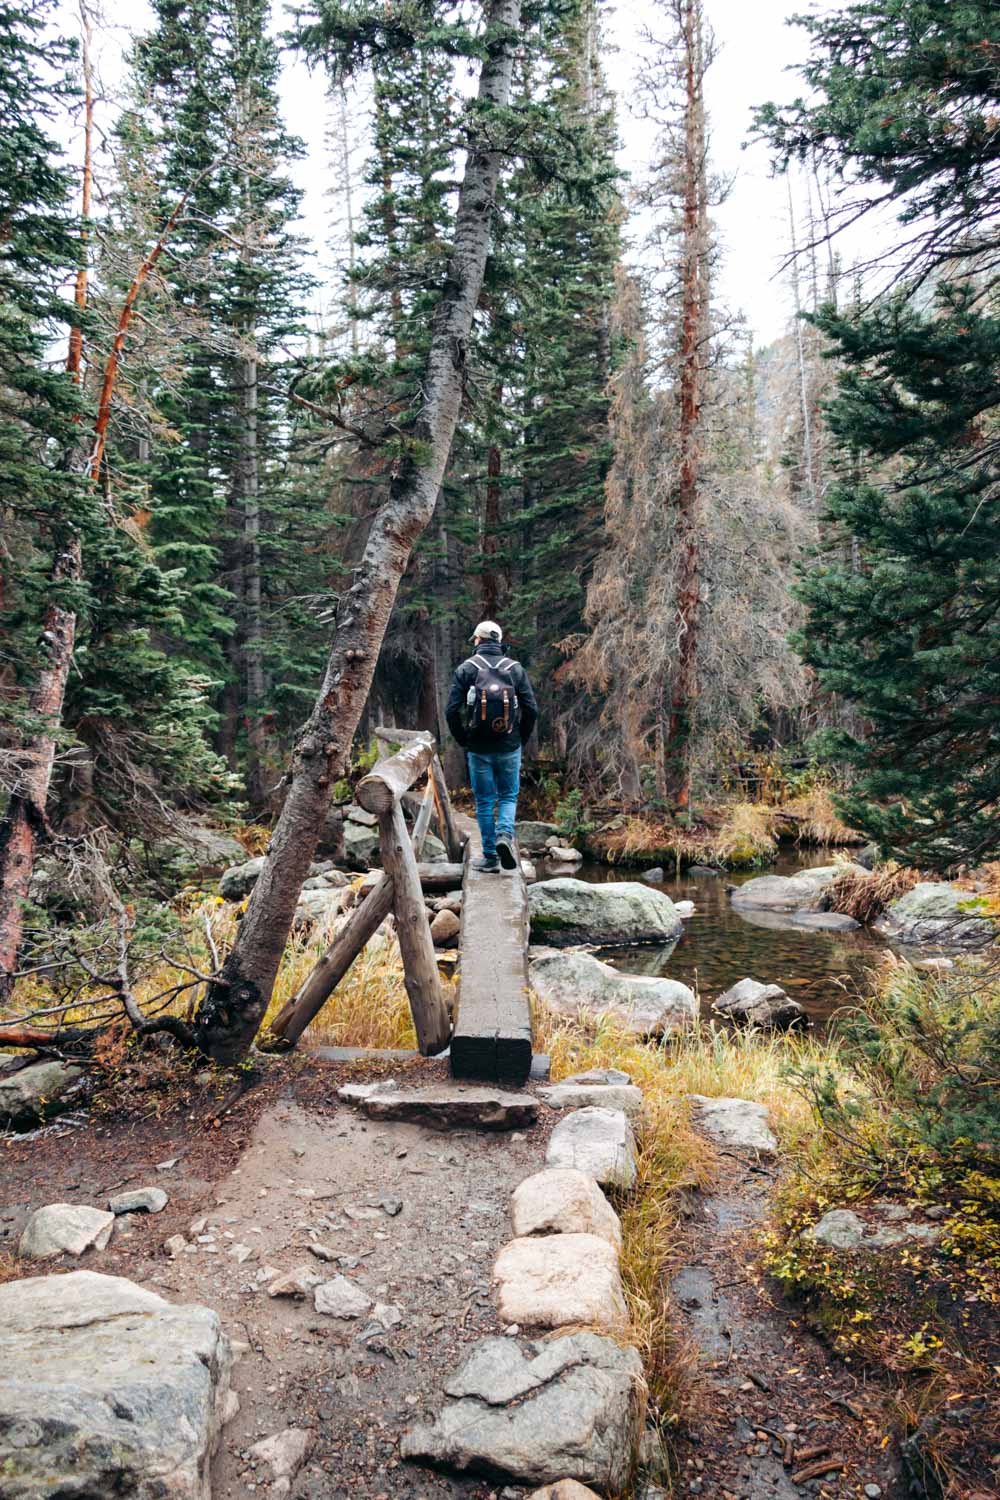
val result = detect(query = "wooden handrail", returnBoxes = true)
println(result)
[357,735,435,815]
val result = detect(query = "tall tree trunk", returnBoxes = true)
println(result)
[240,348,269,805]
[482,383,505,617]
[665,0,709,812]
[192,0,523,1064]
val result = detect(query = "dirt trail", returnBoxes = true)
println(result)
[667,1153,902,1500]
[1,1059,551,1500]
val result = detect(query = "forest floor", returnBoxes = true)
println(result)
[0,1049,915,1500]
[666,1153,901,1500]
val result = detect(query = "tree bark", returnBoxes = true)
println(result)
[192,0,523,1064]
[240,348,269,805]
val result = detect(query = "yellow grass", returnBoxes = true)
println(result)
[260,927,419,1050]
[534,1006,848,1424]
[777,787,861,846]
[707,801,779,868]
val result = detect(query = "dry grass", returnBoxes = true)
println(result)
[0,1253,29,1286]
[707,801,779,868]
[826,862,919,923]
[534,1008,848,1425]
[593,814,702,869]
[777,786,861,846]
[260,925,419,1050]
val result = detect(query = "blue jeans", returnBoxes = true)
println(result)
[467,747,521,859]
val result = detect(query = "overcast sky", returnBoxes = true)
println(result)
[72,0,823,345]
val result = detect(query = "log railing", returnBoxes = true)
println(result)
[267,733,464,1054]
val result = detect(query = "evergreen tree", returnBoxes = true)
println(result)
[796,285,1000,869]
[758,0,1000,865]
[0,0,80,706]
[125,0,313,801]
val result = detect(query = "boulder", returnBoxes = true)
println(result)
[790,911,860,931]
[247,1429,313,1497]
[516,821,560,851]
[343,814,447,869]
[337,1081,538,1131]
[561,1068,631,1087]
[855,843,879,872]
[687,1095,777,1155]
[712,977,805,1029]
[294,886,353,927]
[266,1265,324,1299]
[641,868,665,884]
[873,882,996,948]
[219,855,265,900]
[529,1484,603,1500]
[546,846,583,864]
[314,1276,373,1319]
[730,865,856,913]
[545,1107,637,1190]
[19,1204,115,1260]
[401,1332,644,1492]
[0,1059,84,1130]
[493,1233,628,1332]
[511,1169,622,1250]
[431,908,461,946]
[0,1269,232,1499]
[688,864,721,876]
[674,900,695,917]
[108,1187,168,1216]
[530,950,695,1037]
[529,878,683,947]
[540,1082,644,1118]
[805,1206,943,1252]
[149,818,247,880]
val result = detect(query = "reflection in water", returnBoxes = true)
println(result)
[551,851,885,1027]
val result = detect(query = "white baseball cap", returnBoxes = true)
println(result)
[471,620,502,641]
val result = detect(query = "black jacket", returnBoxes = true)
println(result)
[445,638,538,752]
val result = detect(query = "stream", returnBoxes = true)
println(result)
[553,850,888,1028]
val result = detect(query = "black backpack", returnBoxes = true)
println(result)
[465,653,520,740]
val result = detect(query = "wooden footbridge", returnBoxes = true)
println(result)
[268,729,534,1084]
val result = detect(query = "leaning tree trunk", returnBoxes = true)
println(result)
[192,0,523,1065]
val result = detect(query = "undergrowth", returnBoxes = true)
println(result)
[826,862,919,923]
[534,1010,847,1433]
[764,959,1000,1497]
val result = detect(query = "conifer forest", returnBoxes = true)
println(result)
[1,1,998,1497]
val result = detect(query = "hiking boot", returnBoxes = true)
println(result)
[472,854,500,873]
[496,835,518,871]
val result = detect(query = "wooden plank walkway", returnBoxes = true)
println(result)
[450,819,533,1086]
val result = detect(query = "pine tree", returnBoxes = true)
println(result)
[757,0,1000,866]
[0,0,82,997]
[123,0,313,802]
[796,285,1000,869]
[499,0,620,723]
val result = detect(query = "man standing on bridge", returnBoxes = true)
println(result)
[446,621,538,874]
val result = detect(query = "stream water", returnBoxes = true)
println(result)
[548,850,888,1028]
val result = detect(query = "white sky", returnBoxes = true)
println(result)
[67,0,822,345]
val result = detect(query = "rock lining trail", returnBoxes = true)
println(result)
[1,1051,905,1500]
